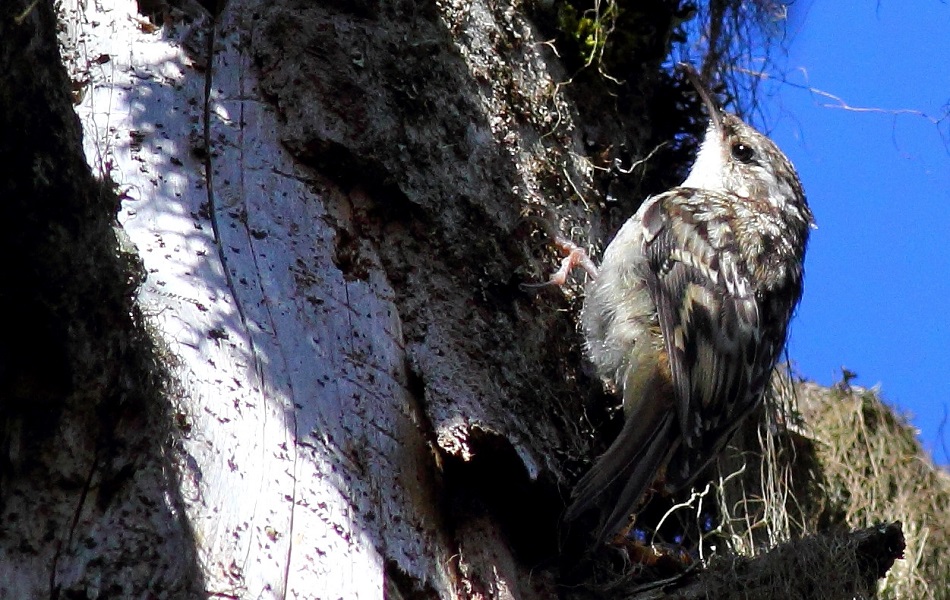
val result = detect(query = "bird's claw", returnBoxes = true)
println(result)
[549,235,598,285]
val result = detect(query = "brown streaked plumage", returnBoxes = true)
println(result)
[565,68,813,544]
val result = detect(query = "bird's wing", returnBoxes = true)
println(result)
[641,188,768,484]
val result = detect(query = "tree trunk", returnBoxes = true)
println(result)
[15,0,612,596]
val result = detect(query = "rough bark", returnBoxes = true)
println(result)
[53,0,618,595]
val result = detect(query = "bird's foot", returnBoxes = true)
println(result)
[548,235,598,286]
[614,538,695,574]
[520,215,598,289]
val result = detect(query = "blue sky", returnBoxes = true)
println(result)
[761,1,950,464]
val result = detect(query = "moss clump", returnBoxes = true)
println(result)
[551,0,695,77]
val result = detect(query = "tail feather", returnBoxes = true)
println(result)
[565,380,677,544]
[600,417,676,540]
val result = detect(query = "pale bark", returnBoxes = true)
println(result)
[47,0,607,596]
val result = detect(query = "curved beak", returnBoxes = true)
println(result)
[678,63,723,137]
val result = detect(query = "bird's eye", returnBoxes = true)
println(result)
[731,142,755,163]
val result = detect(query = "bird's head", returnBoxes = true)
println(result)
[679,67,807,217]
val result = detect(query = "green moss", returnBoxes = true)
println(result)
[552,0,696,77]
[556,1,621,67]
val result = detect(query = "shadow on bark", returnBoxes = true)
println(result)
[0,1,205,596]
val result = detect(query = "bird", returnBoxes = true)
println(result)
[563,67,814,545]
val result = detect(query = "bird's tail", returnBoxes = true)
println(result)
[564,372,677,545]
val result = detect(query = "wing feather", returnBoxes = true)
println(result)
[642,189,766,486]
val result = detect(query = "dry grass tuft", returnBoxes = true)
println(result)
[797,382,950,599]
[712,372,949,599]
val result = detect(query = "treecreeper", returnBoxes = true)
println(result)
[562,67,814,545]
